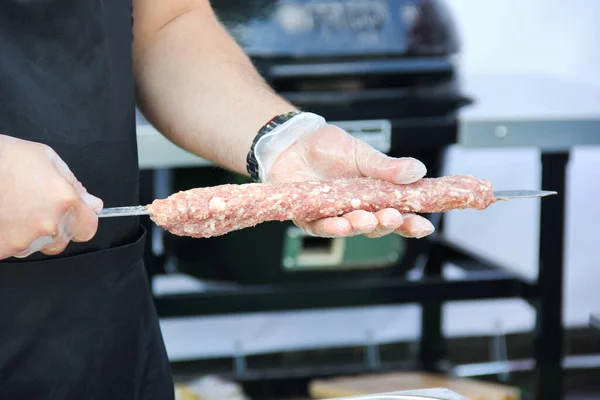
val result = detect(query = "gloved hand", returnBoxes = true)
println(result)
[263,120,436,239]
[0,135,103,260]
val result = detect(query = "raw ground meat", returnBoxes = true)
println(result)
[146,175,497,239]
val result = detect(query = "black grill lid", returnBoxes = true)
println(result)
[212,0,459,58]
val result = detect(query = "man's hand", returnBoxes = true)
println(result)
[0,135,103,260]
[129,0,429,243]
[267,124,436,239]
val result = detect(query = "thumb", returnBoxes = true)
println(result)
[47,148,104,212]
[78,188,104,212]
[46,147,77,184]
[354,140,427,184]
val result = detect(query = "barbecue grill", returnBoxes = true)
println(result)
[154,0,472,284]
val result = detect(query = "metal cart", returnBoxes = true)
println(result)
[136,72,600,400]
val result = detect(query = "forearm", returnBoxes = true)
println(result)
[133,6,297,175]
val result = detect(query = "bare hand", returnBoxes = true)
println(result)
[0,135,103,260]
[267,124,435,239]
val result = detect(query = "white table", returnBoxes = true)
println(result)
[458,73,600,150]
[136,111,211,170]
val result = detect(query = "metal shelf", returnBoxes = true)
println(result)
[154,265,532,318]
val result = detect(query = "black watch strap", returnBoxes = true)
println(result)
[246,111,301,182]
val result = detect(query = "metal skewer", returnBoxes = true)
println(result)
[96,190,557,219]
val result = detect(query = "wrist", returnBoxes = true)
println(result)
[246,111,327,182]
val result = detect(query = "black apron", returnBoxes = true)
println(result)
[0,1,174,399]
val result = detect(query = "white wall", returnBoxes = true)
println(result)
[447,0,600,87]
[158,0,600,361]
[443,0,600,329]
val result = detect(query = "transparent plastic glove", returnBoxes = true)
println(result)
[265,123,435,239]
[0,135,103,260]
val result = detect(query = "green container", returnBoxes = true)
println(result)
[281,225,405,272]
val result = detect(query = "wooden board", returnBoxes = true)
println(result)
[309,372,520,400]
[174,384,198,400]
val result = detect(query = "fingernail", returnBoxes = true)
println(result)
[360,213,377,229]
[82,192,103,211]
[414,219,435,239]
[396,158,427,183]
[333,219,353,237]
[381,210,404,228]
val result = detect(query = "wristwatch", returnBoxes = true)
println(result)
[246,111,302,182]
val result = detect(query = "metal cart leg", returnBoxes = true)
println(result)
[533,152,569,400]
[419,215,447,371]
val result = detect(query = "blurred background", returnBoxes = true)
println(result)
[135,0,600,399]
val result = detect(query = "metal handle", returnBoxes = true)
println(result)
[269,58,454,79]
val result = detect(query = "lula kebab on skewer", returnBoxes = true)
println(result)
[96,174,556,239]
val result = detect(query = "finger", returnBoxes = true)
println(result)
[72,180,103,212]
[81,191,104,212]
[298,217,354,238]
[365,209,404,238]
[12,249,35,259]
[67,203,100,243]
[46,146,77,184]
[394,213,435,239]
[6,218,57,259]
[341,210,379,235]
[55,187,99,243]
[48,147,103,212]
[12,235,55,258]
[40,232,71,256]
[354,140,427,184]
